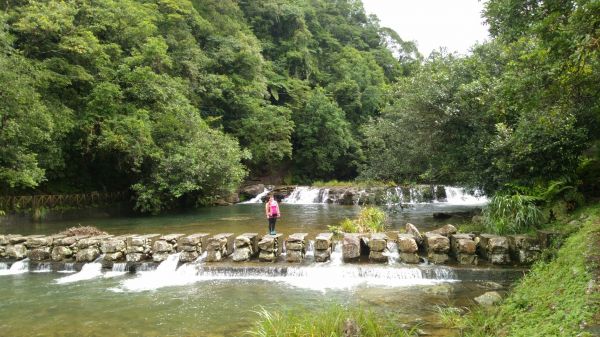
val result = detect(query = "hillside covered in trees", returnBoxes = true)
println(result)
[1,0,599,213]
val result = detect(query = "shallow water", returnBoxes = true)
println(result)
[0,203,478,237]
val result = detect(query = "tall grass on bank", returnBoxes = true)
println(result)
[311,180,397,188]
[483,194,544,234]
[441,205,600,337]
[247,304,419,337]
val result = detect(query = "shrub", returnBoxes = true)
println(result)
[482,194,544,234]
[329,206,387,233]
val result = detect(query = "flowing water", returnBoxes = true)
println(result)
[0,187,504,336]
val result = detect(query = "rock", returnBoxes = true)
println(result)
[179,251,199,263]
[126,253,145,263]
[28,247,51,261]
[206,250,222,262]
[478,281,504,290]
[75,247,100,262]
[126,245,145,254]
[472,215,484,225]
[258,236,275,252]
[397,234,418,253]
[405,223,423,244]
[152,240,174,253]
[152,252,170,262]
[54,236,86,247]
[103,252,124,261]
[400,252,420,264]
[342,234,360,261]
[474,291,502,306]
[343,318,361,337]
[478,234,510,264]
[456,254,478,265]
[0,234,9,245]
[315,233,333,250]
[179,245,197,252]
[101,240,126,254]
[489,253,511,265]
[369,233,388,252]
[7,244,27,259]
[239,184,266,199]
[425,234,450,253]
[259,250,276,262]
[428,224,457,237]
[286,241,304,251]
[369,250,388,263]
[287,250,304,263]
[25,236,54,248]
[315,248,331,262]
[287,233,308,242]
[428,253,449,264]
[426,284,453,295]
[457,239,476,255]
[8,235,28,244]
[177,233,209,249]
[508,235,541,264]
[159,234,184,244]
[51,246,73,261]
[232,247,252,262]
[537,230,562,249]
[234,236,251,248]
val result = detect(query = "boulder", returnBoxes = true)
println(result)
[9,235,28,244]
[232,247,252,262]
[474,291,502,306]
[28,247,51,261]
[259,250,276,262]
[126,253,145,263]
[315,233,333,250]
[405,223,423,244]
[234,236,252,248]
[51,246,73,261]
[287,233,308,243]
[536,230,562,249]
[425,234,450,253]
[152,252,170,262]
[456,254,478,265]
[239,184,266,199]
[287,250,304,263]
[177,233,209,250]
[258,236,276,253]
[75,247,100,262]
[179,251,200,263]
[286,241,304,251]
[101,240,126,254]
[428,253,449,264]
[428,224,457,237]
[342,234,360,261]
[369,250,388,263]
[315,248,331,262]
[397,234,418,253]
[369,233,388,252]
[103,252,124,262]
[54,235,87,247]
[159,234,184,244]
[400,252,420,264]
[7,244,27,260]
[152,240,174,253]
[25,236,54,248]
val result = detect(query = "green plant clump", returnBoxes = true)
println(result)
[247,304,419,337]
[329,206,387,234]
[482,194,544,234]
[443,205,600,337]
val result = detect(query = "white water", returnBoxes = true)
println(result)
[444,187,488,205]
[383,241,400,265]
[56,256,104,284]
[281,185,488,205]
[58,263,76,274]
[119,253,184,292]
[240,188,271,204]
[105,263,128,278]
[0,258,29,276]
[305,240,315,258]
[32,263,53,273]
[0,262,7,271]
[283,187,327,204]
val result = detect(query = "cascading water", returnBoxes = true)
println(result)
[305,240,315,258]
[105,263,128,278]
[283,187,325,204]
[240,188,271,204]
[0,258,30,276]
[444,187,488,205]
[0,262,8,271]
[33,263,53,273]
[119,253,184,292]
[329,242,343,266]
[383,241,399,265]
[58,263,76,273]
[56,256,104,284]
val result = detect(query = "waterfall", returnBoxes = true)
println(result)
[240,188,271,204]
[33,263,53,273]
[283,187,326,204]
[0,258,30,276]
[58,263,76,273]
[329,242,343,266]
[56,260,103,284]
[0,262,7,271]
[383,241,399,265]
[105,263,129,278]
[305,240,315,258]
[444,187,488,205]
[119,253,183,292]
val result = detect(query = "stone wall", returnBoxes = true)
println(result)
[0,226,556,267]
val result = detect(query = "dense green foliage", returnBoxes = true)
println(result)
[1,0,599,212]
[247,304,418,337]
[482,194,544,234]
[329,206,387,234]
[444,205,599,337]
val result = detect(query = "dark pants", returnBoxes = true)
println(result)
[268,217,277,233]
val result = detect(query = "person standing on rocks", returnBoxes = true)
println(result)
[265,195,281,235]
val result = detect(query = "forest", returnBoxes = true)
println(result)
[1,0,599,213]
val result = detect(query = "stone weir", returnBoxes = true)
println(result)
[0,225,560,270]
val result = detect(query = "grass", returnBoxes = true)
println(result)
[246,304,420,337]
[441,204,600,337]
[483,194,544,234]
[328,206,388,234]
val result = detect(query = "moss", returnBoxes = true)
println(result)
[447,204,600,337]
